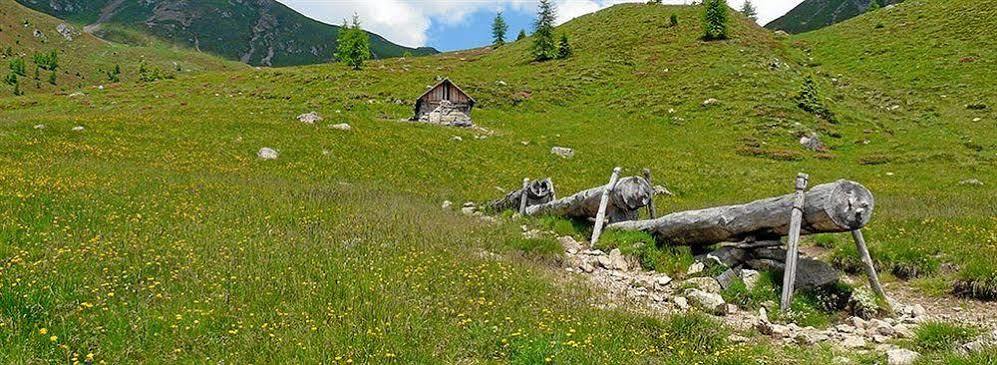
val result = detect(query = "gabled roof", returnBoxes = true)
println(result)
[417,78,476,103]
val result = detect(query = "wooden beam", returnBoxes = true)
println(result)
[518,178,530,215]
[642,168,658,219]
[852,229,891,309]
[591,167,622,245]
[781,173,809,313]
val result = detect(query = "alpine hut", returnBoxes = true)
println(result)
[413,78,476,127]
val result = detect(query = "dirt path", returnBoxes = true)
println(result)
[83,0,125,34]
[885,281,997,332]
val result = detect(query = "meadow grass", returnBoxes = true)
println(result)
[0,1,994,362]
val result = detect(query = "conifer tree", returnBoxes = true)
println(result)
[741,0,758,22]
[491,11,509,46]
[557,34,572,59]
[48,70,56,85]
[517,29,528,41]
[702,0,729,41]
[336,14,372,71]
[532,0,557,61]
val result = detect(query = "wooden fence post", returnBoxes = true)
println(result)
[852,229,891,309]
[519,178,530,215]
[591,167,622,245]
[642,168,657,219]
[780,173,809,313]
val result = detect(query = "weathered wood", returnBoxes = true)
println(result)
[607,180,875,246]
[642,168,658,219]
[852,229,891,307]
[781,173,810,313]
[488,178,556,212]
[591,168,622,245]
[519,178,530,215]
[525,176,653,223]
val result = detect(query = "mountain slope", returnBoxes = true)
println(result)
[1,2,995,363]
[0,0,243,95]
[14,0,439,67]
[766,0,901,34]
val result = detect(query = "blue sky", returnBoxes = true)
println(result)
[276,1,805,52]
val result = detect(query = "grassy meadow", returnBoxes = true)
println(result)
[0,1,995,363]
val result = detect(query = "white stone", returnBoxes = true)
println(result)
[442,200,453,210]
[330,123,352,131]
[655,275,673,287]
[741,269,761,290]
[607,249,629,271]
[886,349,919,365]
[71,126,85,132]
[297,111,323,124]
[686,289,726,315]
[558,236,582,254]
[841,336,867,349]
[683,277,722,294]
[702,98,720,107]
[257,147,278,160]
[673,296,689,310]
[550,147,575,159]
[687,262,705,276]
[33,124,45,129]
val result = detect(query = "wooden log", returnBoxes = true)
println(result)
[607,180,874,246]
[525,176,653,223]
[488,178,556,212]
[642,168,658,219]
[519,178,530,215]
[591,167,622,245]
[781,173,809,312]
[852,229,891,307]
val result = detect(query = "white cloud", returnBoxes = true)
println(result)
[276,0,803,48]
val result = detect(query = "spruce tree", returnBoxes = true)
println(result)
[517,29,528,41]
[741,0,758,22]
[336,14,372,71]
[670,14,679,27]
[557,34,572,59]
[532,0,557,61]
[702,0,729,41]
[491,11,509,46]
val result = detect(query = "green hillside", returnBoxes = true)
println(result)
[1,2,994,363]
[14,0,438,67]
[766,0,901,34]
[0,0,244,95]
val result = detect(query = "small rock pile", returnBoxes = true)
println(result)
[419,100,473,127]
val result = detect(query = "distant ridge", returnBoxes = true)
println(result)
[766,0,902,34]
[15,0,439,67]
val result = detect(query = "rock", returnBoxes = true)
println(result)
[450,136,463,142]
[741,269,761,290]
[33,29,44,38]
[578,261,595,273]
[841,335,867,349]
[758,307,769,322]
[831,356,852,365]
[909,304,926,318]
[959,179,984,187]
[799,134,826,151]
[683,277,722,294]
[686,289,726,315]
[726,304,738,315]
[687,262,705,276]
[330,123,352,131]
[870,319,895,336]
[757,321,789,338]
[849,289,882,319]
[894,324,914,339]
[849,317,867,329]
[886,349,919,365]
[33,124,45,130]
[558,236,582,254]
[966,103,988,110]
[257,147,279,160]
[961,330,997,354]
[461,206,476,215]
[596,255,614,270]
[72,126,85,132]
[607,249,629,271]
[653,185,674,196]
[442,200,453,210]
[550,147,575,159]
[715,269,739,290]
[701,98,720,107]
[297,112,323,124]
[774,30,790,38]
[673,296,690,310]
[56,23,75,41]
[795,332,817,345]
[872,335,891,344]
[655,275,673,287]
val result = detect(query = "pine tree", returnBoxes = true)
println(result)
[517,29,528,41]
[741,0,758,22]
[336,14,372,71]
[702,0,729,41]
[491,11,509,46]
[532,0,557,61]
[557,34,572,59]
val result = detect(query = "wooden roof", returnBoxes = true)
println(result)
[417,78,476,103]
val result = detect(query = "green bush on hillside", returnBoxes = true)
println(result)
[138,61,174,82]
[795,76,837,123]
[702,0,729,40]
[670,14,679,27]
[336,15,372,71]
[33,50,58,71]
[9,57,26,76]
[557,34,572,59]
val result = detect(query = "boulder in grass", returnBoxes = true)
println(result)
[330,123,352,131]
[72,126,85,132]
[551,147,575,159]
[885,349,919,365]
[297,112,323,124]
[257,147,279,160]
[686,289,726,315]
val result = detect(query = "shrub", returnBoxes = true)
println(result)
[138,61,174,82]
[557,34,572,59]
[670,14,679,27]
[795,76,837,123]
[9,57,26,76]
[336,14,371,70]
[702,0,729,41]
[32,50,58,71]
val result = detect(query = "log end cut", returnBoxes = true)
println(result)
[822,180,875,231]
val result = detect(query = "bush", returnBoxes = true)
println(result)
[670,14,679,27]
[138,61,174,82]
[32,50,58,71]
[336,15,372,70]
[702,0,729,40]
[795,76,837,123]
[9,58,26,76]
